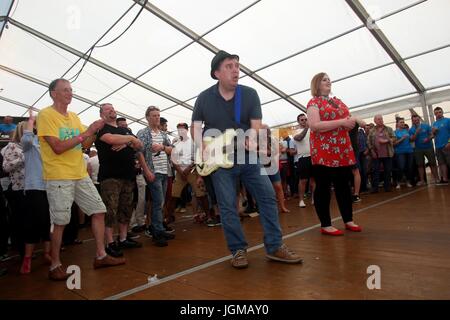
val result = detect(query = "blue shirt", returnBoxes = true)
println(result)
[21,130,45,190]
[409,123,432,150]
[432,117,450,149]
[0,123,17,135]
[192,84,262,133]
[394,129,413,154]
[357,129,367,153]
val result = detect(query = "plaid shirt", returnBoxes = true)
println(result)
[136,127,171,172]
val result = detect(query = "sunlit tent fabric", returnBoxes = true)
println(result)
[0,0,449,133]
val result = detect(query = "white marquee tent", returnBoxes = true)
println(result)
[1,0,449,133]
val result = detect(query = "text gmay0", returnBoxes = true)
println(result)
[180,304,269,317]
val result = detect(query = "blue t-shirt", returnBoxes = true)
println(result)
[409,123,432,150]
[0,123,17,135]
[432,117,450,149]
[394,129,413,154]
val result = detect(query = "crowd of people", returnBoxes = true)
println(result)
[0,50,449,280]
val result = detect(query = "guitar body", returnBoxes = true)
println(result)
[196,129,236,176]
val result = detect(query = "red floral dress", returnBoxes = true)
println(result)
[307,96,356,167]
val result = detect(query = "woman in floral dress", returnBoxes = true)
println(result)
[307,72,362,236]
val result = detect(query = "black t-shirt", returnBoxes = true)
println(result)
[192,83,262,135]
[95,124,136,182]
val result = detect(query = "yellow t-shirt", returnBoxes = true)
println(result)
[37,106,88,180]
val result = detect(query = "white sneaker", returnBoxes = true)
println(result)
[416,181,425,186]
[395,185,401,190]
[406,183,413,188]
[299,200,306,208]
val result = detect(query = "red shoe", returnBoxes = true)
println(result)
[321,228,344,236]
[20,257,31,274]
[345,224,362,232]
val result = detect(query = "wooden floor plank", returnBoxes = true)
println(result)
[0,184,448,300]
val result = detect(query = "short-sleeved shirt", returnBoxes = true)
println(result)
[432,117,450,149]
[409,123,432,150]
[95,124,137,182]
[0,123,17,135]
[192,83,262,135]
[293,128,311,162]
[171,137,194,170]
[394,129,413,154]
[37,106,88,180]
[307,96,356,167]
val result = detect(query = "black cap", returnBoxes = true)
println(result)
[210,50,239,80]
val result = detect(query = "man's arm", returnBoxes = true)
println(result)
[44,119,104,155]
[137,152,155,182]
[100,133,143,150]
[294,128,308,142]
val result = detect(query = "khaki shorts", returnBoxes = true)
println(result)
[414,148,436,167]
[46,177,106,226]
[100,178,135,228]
[172,170,206,198]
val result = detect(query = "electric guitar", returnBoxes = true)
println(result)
[195,129,237,176]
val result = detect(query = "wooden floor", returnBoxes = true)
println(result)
[0,184,449,300]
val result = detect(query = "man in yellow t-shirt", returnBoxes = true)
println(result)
[37,78,125,281]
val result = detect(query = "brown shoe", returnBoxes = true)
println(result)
[266,244,303,264]
[93,255,126,269]
[48,265,69,281]
[43,252,52,265]
[231,249,248,269]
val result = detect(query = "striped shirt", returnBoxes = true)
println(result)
[151,131,168,174]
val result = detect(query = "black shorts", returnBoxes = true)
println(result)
[297,156,312,180]
[24,190,51,244]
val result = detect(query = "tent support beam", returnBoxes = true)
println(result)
[7,18,194,112]
[0,95,41,113]
[0,0,14,40]
[345,0,425,93]
[0,64,149,126]
[133,0,305,111]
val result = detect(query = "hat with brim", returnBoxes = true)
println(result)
[210,50,239,80]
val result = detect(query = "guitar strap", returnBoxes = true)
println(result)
[234,85,242,128]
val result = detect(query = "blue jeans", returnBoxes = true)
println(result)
[147,173,167,234]
[371,157,393,191]
[211,161,282,255]
[358,152,369,192]
[395,153,413,184]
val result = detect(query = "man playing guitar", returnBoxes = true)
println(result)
[191,50,303,269]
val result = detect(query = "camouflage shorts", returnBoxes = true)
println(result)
[100,178,135,228]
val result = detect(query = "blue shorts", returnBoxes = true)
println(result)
[268,170,281,183]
